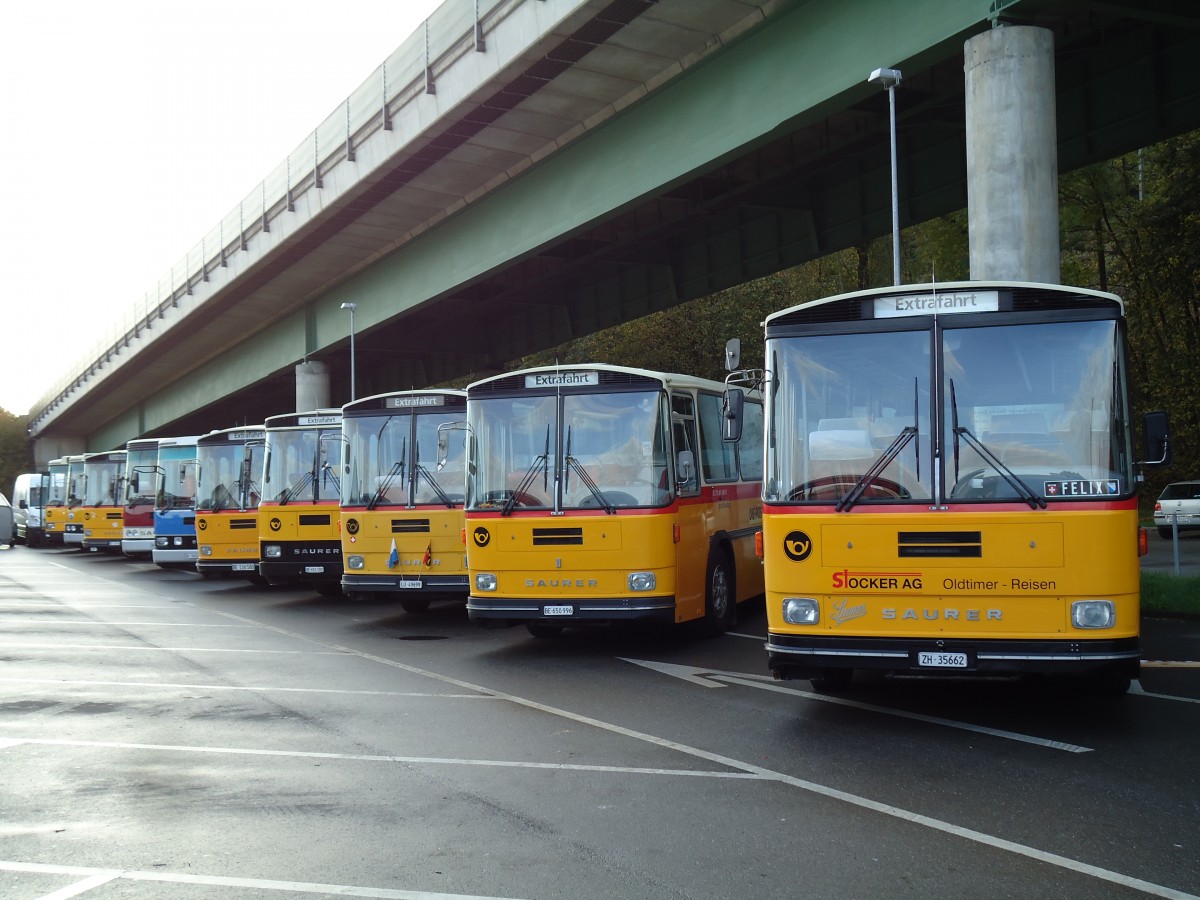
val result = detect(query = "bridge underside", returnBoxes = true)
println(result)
[37,0,1200,451]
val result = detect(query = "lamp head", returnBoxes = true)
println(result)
[340,302,356,311]
[868,67,902,87]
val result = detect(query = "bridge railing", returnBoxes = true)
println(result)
[31,0,519,430]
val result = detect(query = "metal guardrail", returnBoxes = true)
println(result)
[31,0,524,430]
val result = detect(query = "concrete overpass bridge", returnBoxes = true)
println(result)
[29,0,1200,461]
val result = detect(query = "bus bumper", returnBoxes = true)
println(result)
[466,596,676,626]
[259,561,344,586]
[766,634,1141,679]
[343,574,468,594]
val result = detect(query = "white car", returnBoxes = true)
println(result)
[0,492,12,546]
[1153,481,1200,537]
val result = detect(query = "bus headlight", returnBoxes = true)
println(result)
[1071,600,1115,629]
[347,555,365,570]
[783,598,820,625]
[155,537,168,548]
[200,546,212,556]
[263,544,282,559]
[475,573,497,592]
[173,536,184,547]
[627,572,656,592]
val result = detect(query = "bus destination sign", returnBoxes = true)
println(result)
[525,371,599,389]
[874,290,999,318]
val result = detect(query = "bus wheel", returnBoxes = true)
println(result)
[315,583,344,598]
[527,622,564,639]
[698,551,734,637]
[810,669,853,693]
[400,596,432,614]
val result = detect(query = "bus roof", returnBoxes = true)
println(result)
[467,363,735,396]
[197,425,265,445]
[264,409,342,430]
[765,280,1124,329]
[82,450,127,463]
[342,389,467,417]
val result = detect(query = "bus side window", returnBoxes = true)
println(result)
[672,393,700,495]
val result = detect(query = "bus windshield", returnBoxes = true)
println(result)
[342,411,466,508]
[157,448,198,510]
[766,317,1133,504]
[83,460,123,506]
[198,441,264,512]
[467,389,670,511]
[266,429,342,504]
[125,447,159,506]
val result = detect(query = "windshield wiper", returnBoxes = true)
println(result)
[369,462,404,511]
[836,426,916,512]
[503,425,550,516]
[949,379,1046,510]
[564,425,615,514]
[279,470,314,506]
[413,439,455,508]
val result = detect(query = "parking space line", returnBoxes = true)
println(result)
[0,621,260,627]
[199,613,1194,900]
[1130,682,1200,705]
[2,738,759,779]
[0,676,496,698]
[0,860,526,900]
[0,643,342,654]
[35,872,120,899]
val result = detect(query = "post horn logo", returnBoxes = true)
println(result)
[197,518,207,531]
[269,517,282,532]
[472,526,491,548]
[783,530,813,562]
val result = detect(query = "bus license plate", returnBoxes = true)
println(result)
[232,564,255,572]
[396,579,421,589]
[544,605,574,617]
[918,651,968,669]
[304,566,325,574]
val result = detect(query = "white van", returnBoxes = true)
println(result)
[12,473,47,546]
[0,492,12,546]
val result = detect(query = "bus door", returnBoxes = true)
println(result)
[672,391,704,620]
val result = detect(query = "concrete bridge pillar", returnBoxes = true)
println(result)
[295,361,330,413]
[964,25,1060,283]
[32,436,86,470]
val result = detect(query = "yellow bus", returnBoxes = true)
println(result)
[41,457,69,546]
[260,410,344,596]
[340,390,469,612]
[196,426,266,581]
[80,450,127,552]
[728,281,1169,694]
[460,364,764,637]
[62,454,87,549]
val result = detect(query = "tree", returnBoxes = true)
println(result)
[0,408,33,497]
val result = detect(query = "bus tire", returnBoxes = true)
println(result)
[1089,670,1132,697]
[400,596,431,614]
[527,622,564,639]
[698,550,734,637]
[315,583,344,598]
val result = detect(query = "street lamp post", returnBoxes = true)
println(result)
[340,302,357,401]
[868,67,903,286]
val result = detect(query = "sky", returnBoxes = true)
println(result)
[0,0,446,417]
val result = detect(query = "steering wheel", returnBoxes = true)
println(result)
[787,475,910,502]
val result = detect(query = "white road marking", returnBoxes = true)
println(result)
[0,643,341,654]
[1130,681,1200,705]
[1,738,756,779]
[0,860,526,900]
[34,872,120,899]
[0,621,259,627]
[0,676,496,698]
[620,658,1094,752]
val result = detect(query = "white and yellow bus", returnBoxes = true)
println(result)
[259,410,344,595]
[41,457,69,547]
[461,364,763,637]
[196,426,266,581]
[62,454,87,549]
[728,281,1169,694]
[340,390,469,611]
[80,450,127,552]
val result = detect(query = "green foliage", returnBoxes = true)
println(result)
[1141,570,1200,618]
[0,408,33,497]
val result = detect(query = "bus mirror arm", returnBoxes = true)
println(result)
[1139,411,1171,467]
[722,389,744,443]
